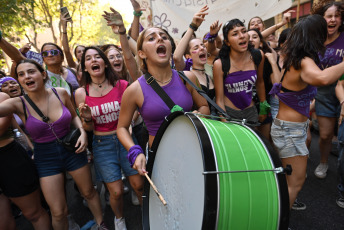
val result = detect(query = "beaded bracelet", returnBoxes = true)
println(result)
[133,11,143,17]
[189,22,198,31]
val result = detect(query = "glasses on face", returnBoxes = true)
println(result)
[41,49,61,58]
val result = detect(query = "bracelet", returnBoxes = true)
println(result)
[189,22,198,31]
[118,28,126,35]
[133,11,143,17]
[0,30,2,41]
[84,118,92,123]
[205,32,218,42]
[127,145,144,168]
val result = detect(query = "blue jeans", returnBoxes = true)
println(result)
[92,134,138,183]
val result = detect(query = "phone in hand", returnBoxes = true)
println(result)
[60,7,71,19]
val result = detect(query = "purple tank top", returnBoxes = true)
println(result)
[138,70,193,136]
[20,88,72,143]
[224,70,257,110]
[269,83,317,118]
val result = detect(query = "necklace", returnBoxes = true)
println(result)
[155,76,172,84]
[192,67,205,71]
[92,78,107,88]
[91,80,108,96]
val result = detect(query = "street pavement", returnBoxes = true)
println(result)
[16,130,344,230]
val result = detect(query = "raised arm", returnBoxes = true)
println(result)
[103,7,141,81]
[61,12,77,69]
[0,31,26,63]
[261,10,293,39]
[173,5,209,71]
[129,0,145,41]
[206,20,222,57]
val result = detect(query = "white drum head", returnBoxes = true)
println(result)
[149,115,205,230]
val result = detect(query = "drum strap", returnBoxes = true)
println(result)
[177,71,231,120]
[144,72,184,113]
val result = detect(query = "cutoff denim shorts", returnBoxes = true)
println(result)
[34,140,87,178]
[315,96,340,117]
[270,118,309,158]
[92,134,138,183]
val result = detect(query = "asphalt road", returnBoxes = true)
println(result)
[15,130,344,230]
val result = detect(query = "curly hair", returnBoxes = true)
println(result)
[282,15,327,71]
[311,0,344,32]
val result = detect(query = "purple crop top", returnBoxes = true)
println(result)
[224,70,257,110]
[269,71,317,118]
[138,70,193,136]
[20,88,72,143]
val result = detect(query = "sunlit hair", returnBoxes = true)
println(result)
[311,0,344,32]
[104,47,132,83]
[282,14,327,71]
[41,42,64,61]
[248,28,271,54]
[248,16,265,30]
[80,46,120,87]
[136,27,171,72]
[15,59,48,84]
[74,45,86,61]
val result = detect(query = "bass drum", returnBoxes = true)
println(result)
[143,112,289,230]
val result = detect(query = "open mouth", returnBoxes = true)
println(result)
[156,45,167,56]
[113,63,121,68]
[9,89,18,94]
[328,24,336,29]
[26,81,35,87]
[91,64,100,71]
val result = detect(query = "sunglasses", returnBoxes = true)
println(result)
[41,49,61,58]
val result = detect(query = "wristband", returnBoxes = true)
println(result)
[204,32,218,42]
[133,11,143,17]
[189,23,198,31]
[128,145,144,168]
[339,74,344,81]
[118,28,126,35]
[0,30,2,41]
[259,100,271,115]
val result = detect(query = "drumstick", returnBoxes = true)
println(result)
[144,173,167,206]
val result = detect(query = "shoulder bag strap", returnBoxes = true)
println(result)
[23,94,50,123]
[144,72,179,111]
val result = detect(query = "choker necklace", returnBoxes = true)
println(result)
[192,67,205,71]
[155,76,172,84]
[92,78,107,88]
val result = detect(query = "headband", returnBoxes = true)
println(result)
[0,77,18,91]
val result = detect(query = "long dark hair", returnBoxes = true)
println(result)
[218,19,253,60]
[282,14,327,71]
[248,28,271,54]
[80,46,119,87]
[312,1,344,32]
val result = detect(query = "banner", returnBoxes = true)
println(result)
[149,0,292,38]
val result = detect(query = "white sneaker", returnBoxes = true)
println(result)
[314,163,328,179]
[114,217,127,230]
[131,190,140,206]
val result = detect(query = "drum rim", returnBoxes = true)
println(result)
[142,112,219,230]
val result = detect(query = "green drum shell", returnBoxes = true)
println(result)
[200,117,280,230]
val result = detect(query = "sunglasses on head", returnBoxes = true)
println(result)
[41,49,61,58]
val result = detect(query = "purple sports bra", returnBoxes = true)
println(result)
[20,88,72,143]
[269,71,317,118]
[138,70,193,136]
[223,70,257,110]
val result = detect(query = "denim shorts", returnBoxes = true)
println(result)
[270,118,309,158]
[34,140,88,178]
[92,134,138,183]
[315,96,340,117]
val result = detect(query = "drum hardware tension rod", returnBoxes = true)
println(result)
[203,165,292,175]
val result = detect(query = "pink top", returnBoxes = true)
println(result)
[85,80,128,132]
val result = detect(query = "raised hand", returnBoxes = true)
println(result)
[102,7,124,27]
[60,12,72,25]
[78,103,92,121]
[283,10,295,24]
[130,0,146,13]
[210,20,222,35]
[192,5,209,27]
